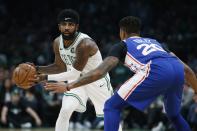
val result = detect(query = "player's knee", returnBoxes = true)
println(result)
[104,94,124,112]
[104,98,115,111]
[104,99,118,111]
[59,106,73,117]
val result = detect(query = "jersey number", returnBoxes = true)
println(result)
[137,44,165,56]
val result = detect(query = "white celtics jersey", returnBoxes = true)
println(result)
[59,32,113,114]
[59,32,103,74]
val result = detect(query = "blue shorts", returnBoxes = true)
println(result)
[117,57,184,115]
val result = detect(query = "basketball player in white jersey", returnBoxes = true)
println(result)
[29,9,122,131]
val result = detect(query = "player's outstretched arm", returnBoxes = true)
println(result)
[45,56,119,93]
[69,56,119,88]
[183,63,197,94]
[44,42,126,93]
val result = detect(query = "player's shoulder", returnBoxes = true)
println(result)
[53,36,60,45]
[111,41,127,51]
[78,34,97,49]
[76,33,98,55]
[79,32,91,38]
[52,36,61,48]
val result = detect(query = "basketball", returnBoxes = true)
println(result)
[12,63,36,89]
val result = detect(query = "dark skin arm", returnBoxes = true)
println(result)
[36,37,67,74]
[170,52,197,94]
[45,56,119,93]
[183,63,197,94]
[70,56,119,88]
[73,38,98,71]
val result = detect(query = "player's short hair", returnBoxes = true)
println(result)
[57,9,79,24]
[119,16,141,34]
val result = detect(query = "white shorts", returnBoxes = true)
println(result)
[64,74,113,116]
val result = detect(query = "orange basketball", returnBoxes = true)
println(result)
[12,63,36,89]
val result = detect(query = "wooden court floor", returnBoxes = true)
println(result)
[0,128,149,131]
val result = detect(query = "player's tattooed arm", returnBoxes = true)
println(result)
[69,56,119,89]
[36,37,67,74]
[45,56,119,93]
[73,38,98,71]
[181,62,197,94]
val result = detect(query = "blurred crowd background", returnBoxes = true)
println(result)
[0,0,197,130]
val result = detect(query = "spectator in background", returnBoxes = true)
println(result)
[188,95,197,130]
[0,53,7,67]
[0,78,16,104]
[0,89,42,128]
[24,89,39,112]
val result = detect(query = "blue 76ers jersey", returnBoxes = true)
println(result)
[123,37,174,73]
[118,37,184,113]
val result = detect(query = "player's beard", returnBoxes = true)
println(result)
[61,32,78,40]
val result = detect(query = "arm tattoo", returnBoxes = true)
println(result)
[70,56,119,88]
[73,39,97,71]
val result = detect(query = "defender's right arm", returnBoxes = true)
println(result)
[170,52,197,94]
[183,63,197,94]
[36,38,66,74]
[161,44,197,94]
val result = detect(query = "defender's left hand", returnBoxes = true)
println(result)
[45,82,69,93]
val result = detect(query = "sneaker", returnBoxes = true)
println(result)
[151,122,165,131]
[96,120,104,129]
[84,121,92,129]
[69,122,74,129]
[21,122,32,128]
[75,122,84,129]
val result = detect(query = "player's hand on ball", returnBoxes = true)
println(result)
[45,82,70,93]
[28,74,47,83]
[12,63,37,89]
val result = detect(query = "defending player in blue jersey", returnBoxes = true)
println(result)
[45,16,197,131]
